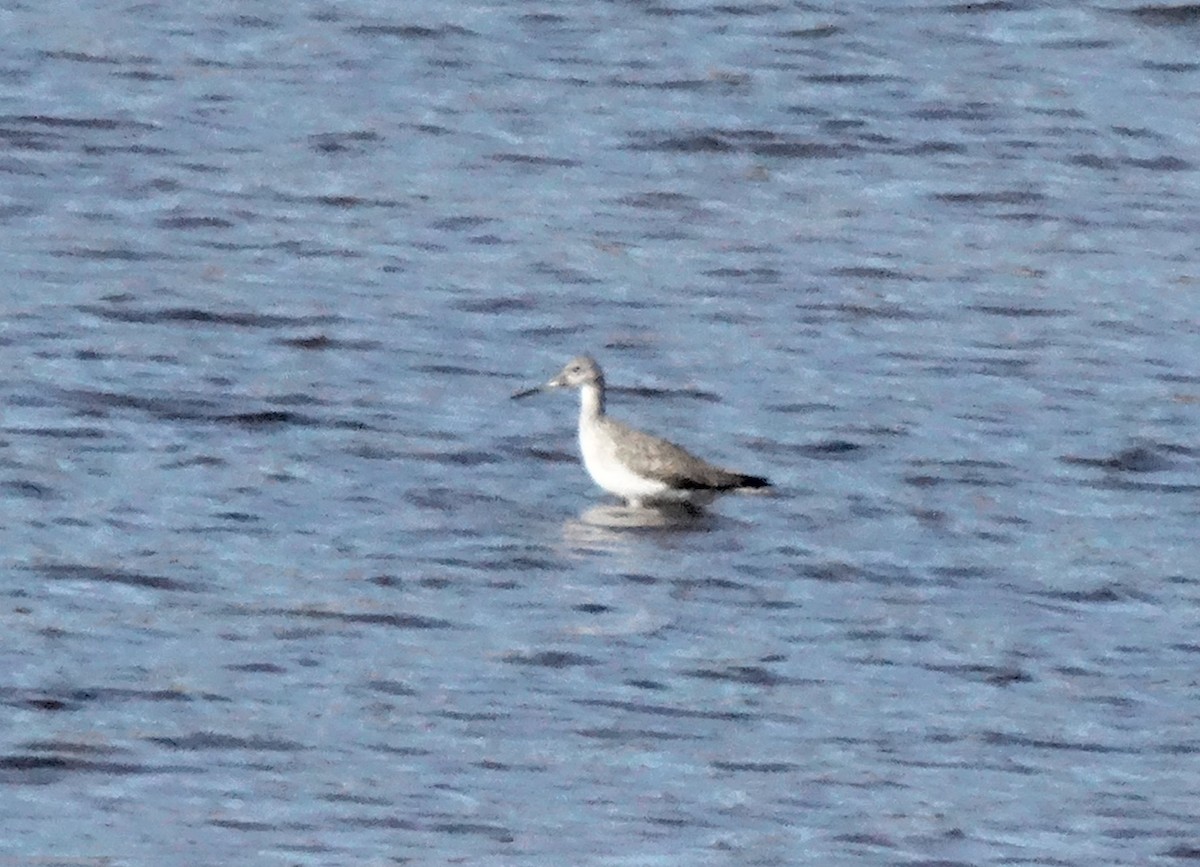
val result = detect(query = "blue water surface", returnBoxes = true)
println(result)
[3,1,1200,864]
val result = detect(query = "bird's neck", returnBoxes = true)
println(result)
[579,382,605,421]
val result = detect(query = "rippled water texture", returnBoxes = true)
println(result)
[4,1,1200,864]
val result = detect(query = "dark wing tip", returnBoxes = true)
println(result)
[668,471,771,491]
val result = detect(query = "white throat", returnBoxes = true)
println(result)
[578,382,604,421]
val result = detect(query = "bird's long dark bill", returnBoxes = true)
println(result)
[511,385,546,400]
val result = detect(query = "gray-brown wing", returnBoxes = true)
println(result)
[599,417,769,490]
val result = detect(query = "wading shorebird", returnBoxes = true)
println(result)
[513,356,771,509]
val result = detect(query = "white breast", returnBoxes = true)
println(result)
[579,420,670,501]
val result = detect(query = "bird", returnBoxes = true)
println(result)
[512,355,771,509]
